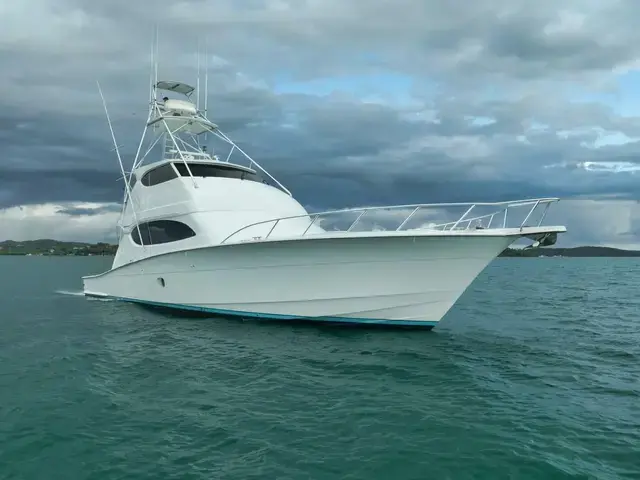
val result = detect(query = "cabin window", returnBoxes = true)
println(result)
[173,163,267,185]
[131,220,196,246]
[141,164,178,186]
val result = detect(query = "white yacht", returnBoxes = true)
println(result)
[83,66,566,329]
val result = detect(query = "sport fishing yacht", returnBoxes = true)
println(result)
[82,55,566,329]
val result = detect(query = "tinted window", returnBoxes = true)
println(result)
[173,163,266,184]
[131,220,196,246]
[141,164,178,186]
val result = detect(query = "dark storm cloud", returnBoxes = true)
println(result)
[3,0,640,240]
[3,80,640,211]
[0,167,121,209]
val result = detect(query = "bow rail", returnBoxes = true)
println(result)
[220,197,560,244]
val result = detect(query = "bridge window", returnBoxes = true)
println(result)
[131,220,196,245]
[172,162,288,192]
[141,164,178,186]
[173,163,266,183]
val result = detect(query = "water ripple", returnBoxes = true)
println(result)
[0,257,639,479]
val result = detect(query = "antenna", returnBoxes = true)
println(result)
[148,30,154,104]
[204,35,209,143]
[196,37,201,111]
[204,35,209,116]
[154,25,159,97]
[96,81,146,248]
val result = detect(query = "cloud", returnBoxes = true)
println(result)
[2,1,640,246]
[0,203,120,243]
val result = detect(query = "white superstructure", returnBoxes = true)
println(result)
[82,43,567,329]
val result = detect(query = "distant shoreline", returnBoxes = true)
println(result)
[0,240,116,256]
[1,239,639,258]
[499,246,640,257]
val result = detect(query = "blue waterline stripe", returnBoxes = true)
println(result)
[89,294,439,328]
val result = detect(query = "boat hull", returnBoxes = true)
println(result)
[83,234,516,327]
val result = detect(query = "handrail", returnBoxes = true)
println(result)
[220,197,560,244]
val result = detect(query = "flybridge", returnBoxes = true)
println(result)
[95,31,291,210]
[139,76,287,194]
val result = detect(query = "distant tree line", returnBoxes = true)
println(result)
[499,246,640,257]
[0,240,118,256]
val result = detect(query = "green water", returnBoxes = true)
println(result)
[0,256,638,479]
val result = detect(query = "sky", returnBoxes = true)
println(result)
[3,0,640,248]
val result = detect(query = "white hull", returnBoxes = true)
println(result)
[83,233,518,328]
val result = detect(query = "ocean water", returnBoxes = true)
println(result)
[0,256,638,480]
